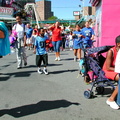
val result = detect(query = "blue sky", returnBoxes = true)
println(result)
[51,0,91,20]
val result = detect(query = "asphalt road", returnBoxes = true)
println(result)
[0,49,120,120]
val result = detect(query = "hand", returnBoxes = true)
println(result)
[24,43,27,47]
[33,50,36,54]
[91,37,94,40]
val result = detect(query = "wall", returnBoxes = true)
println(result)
[101,0,120,46]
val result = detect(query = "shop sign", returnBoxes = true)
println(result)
[0,7,13,16]
[73,11,80,16]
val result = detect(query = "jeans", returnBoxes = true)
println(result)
[52,40,62,52]
[15,38,27,67]
[117,75,120,106]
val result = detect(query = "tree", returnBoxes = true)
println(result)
[48,16,58,20]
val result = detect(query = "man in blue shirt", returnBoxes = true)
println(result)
[26,24,33,50]
[81,21,95,48]
[33,29,48,75]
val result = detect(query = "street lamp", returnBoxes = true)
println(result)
[79,0,85,16]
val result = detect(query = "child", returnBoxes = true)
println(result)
[72,25,83,61]
[31,30,37,48]
[33,29,48,75]
[67,31,73,50]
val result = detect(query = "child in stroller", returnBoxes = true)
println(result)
[79,45,116,99]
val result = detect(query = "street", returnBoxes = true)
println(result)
[0,49,120,120]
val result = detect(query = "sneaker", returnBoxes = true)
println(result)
[74,56,77,62]
[17,66,22,69]
[37,68,42,74]
[55,57,58,61]
[43,68,48,75]
[57,57,61,61]
[106,100,119,110]
[24,62,27,66]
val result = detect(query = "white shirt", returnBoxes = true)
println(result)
[12,23,24,38]
[115,49,120,73]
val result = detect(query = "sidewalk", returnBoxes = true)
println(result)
[0,49,120,120]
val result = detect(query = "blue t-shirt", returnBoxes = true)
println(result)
[81,27,95,40]
[26,27,33,38]
[73,30,82,48]
[35,36,47,55]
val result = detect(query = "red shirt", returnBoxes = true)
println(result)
[34,28,39,35]
[50,27,62,42]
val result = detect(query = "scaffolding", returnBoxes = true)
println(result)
[24,3,42,28]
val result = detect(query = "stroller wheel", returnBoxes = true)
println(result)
[84,90,93,99]
[96,86,104,94]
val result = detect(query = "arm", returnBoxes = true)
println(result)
[24,34,27,47]
[0,30,5,39]
[48,24,55,31]
[91,28,95,40]
[106,50,114,71]
[33,45,36,54]
[33,37,37,54]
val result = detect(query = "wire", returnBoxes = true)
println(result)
[52,7,80,8]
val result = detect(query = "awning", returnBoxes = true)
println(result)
[0,17,16,21]
[76,15,95,25]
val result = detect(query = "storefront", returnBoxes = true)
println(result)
[90,0,120,47]
[0,6,15,30]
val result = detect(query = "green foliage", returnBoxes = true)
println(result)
[48,16,58,20]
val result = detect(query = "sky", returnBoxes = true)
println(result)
[51,0,91,20]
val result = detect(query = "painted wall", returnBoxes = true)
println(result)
[101,0,120,46]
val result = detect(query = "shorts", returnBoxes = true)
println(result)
[26,38,32,44]
[103,70,118,80]
[36,54,48,67]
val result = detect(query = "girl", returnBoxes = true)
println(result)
[72,25,83,61]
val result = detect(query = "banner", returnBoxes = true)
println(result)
[0,7,13,16]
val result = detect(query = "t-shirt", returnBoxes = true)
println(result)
[115,49,120,73]
[26,27,33,38]
[12,23,25,38]
[50,27,62,41]
[73,30,82,46]
[81,27,95,39]
[35,36,47,55]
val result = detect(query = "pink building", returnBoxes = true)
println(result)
[91,0,120,47]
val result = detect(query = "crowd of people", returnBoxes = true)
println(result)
[1,15,120,110]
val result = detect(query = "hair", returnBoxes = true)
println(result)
[75,24,81,28]
[115,35,120,44]
[16,15,21,19]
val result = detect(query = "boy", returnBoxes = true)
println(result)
[33,29,48,75]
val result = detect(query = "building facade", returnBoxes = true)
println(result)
[83,6,96,16]
[14,0,35,7]
[35,0,53,20]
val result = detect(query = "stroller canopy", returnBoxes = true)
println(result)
[85,45,114,55]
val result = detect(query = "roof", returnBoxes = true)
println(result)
[0,17,16,21]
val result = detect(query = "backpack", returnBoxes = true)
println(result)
[79,58,86,75]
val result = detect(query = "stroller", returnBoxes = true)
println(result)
[79,45,116,99]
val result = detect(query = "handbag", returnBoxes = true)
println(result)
[0,30,5,39]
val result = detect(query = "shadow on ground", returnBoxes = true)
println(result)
[49,69,78,74]
[0,70,36,81]
[61,58,74,61]
[0,100,80,118]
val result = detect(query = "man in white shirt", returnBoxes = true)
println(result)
[12,15,27,69]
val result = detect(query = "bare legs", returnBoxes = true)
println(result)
[108,74,119,101]
[74,49,81,61]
